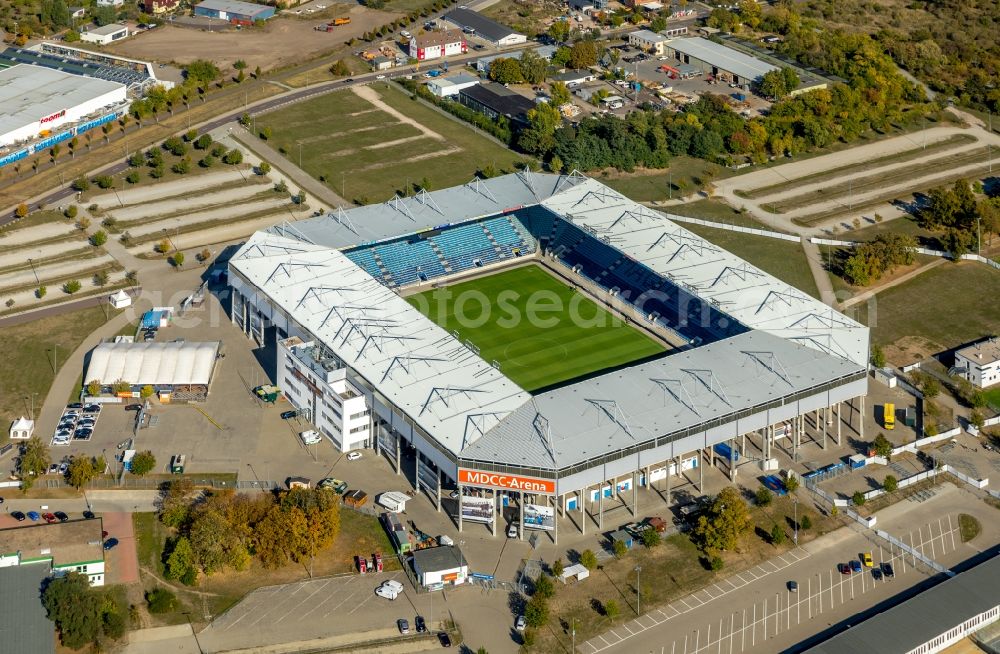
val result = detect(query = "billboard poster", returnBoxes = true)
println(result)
[523,503,554,531]
[460,495,494,524]
[458,468,555,495]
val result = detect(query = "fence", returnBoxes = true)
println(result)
[961,254,1000,271]
[810,237,857,247]
[666,214,801,242]
[890,427,962,457]
[873,528,952,576]
[809,239,1000,271]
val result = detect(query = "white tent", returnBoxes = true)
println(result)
[109,289,131,309]
[9,417,33,440]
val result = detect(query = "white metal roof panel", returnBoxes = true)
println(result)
[666,36,777,81]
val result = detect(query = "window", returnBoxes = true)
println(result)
[350,425,369,434]
[350,410,370,420]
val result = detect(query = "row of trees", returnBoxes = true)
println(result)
[160,481,341,584]
[841,233,917,286]
[921,179,1000,257]
[15,436,156,490]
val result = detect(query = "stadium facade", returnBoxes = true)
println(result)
[228,172,869,540]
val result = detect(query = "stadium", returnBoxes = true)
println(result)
[228,172,869,540]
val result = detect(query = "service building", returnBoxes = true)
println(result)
[409,29,467,62]
[0,520,107,586]
[412,546,468,587]
[79,23,129,46]
[663,36,777,86]
[426,72,480,98]
[0,64,127,148]
[954,338,1000,389]
[629,29,670,55]
[84,341,221,401]
[194,0,275,24]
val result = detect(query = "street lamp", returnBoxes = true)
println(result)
[634,565,642,615]
[793,497,799,546]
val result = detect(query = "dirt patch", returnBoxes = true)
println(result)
[356,146,462,171]
[106,7,400,73]
[352,85,446,141]
[884,335,943,367]
[366,134,429,150]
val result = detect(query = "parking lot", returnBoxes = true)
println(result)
[50,403,105,449]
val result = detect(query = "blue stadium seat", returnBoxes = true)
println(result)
[374,240,446,286]
[430,223,499,272]
[344,248,383,282]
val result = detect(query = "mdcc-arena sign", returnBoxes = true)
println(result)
[458,469,555,495]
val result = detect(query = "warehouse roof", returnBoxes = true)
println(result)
[0,566,55,654]
[412,545,466,572]
[85,341,220,386]
[444,7,522,42]
[0,64,125,139]
[0,520,104,568]
[630,29,669,44]
[804,554,1000,654]
[666,36,777,81]
[84,23,127,36]
[195,0,273,16]
[412,28,465,48]
[460,82,536,123]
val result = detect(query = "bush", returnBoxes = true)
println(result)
[603,599,619,622]
[257,161,271,175]
[852,490,866,506]
[170,252,185,268]
[102,610,126,639]
[800,514,812,530]
[95,175,114,189]
[36,286,47,299]
[770,525,785,545]
[755,486,773,507]
[90,230,108,247]
[64,205,78,219]
[72,176,90,191]
[145,588,177,614]
[579,549,598,570]
[883,475,898,493]
[63,280,82,294]
[126,170,141,184]
[709,556,724,571]
[612,539,627,559]
[533,573,554,599]
[524,594,548,627]
[551,558,563,578]
[783,475,799,493]
[640,527,660,548]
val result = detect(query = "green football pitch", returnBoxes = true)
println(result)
[407,265,668,391]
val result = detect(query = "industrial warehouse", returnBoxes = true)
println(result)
[228,172,869,542]
[0,63,126,149]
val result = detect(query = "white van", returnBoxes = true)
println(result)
[375,584,398,600]
[382,579,404,593]
[300,430,322,446]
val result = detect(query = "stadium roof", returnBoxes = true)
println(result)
[85,341,221,386]
[541,178,869,367]
[230,232,531,455]
[269,171,567,249]
[666,37,777,81]
[804,554,1000,654]
[443,8,523,42]
[234,173,868,470]
[0,64,125,137]
[463,329,863,469]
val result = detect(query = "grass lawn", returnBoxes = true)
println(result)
[679,223,820,299]
[868,261,1000,352]
[601,157,733,203]
[256,84,525,203]
[407,265,666,391]
[958,513,981,542]
[0,305,118,428]
[665,199,780,231]
[842,215,942,249]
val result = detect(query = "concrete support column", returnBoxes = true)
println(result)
[698,451,704,493]
[837,402,842,446]
[394,434,401,475]
[729,442,737,482]
[458,485,464,533]
[741,432,746,456]
[580,488,586,535]
[822,407,827,450]
[666,460,673,506]
[436,468,442,513]
[415,454,421,493]
[491,490,497,537]
[710,444,716,469]
[643,467,650,492]
[764,426,771,460]
[551,494,558,545]
[519,491,525,541]
[599,481,605,530]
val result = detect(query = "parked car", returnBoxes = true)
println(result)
[11,511,26,521]
[48,464,59,474]
[346,451,362,461]
[415,615,426,632]
[42,512,57,523]
[397,618,410,634]
[27,511,41,521]
[376,74,386,80]
[280,410,298,419]
[437,631,452,647]
[84,404,101,413]
[515,615,526,632]
[125,404,142,411]
[54,511,69,522]
[375,585,399,600]
[83,510,95,519]
[872,568,883,581]
[143,332,155,342]
[103,538,119,550]
[861,552,874,567]
[507,524,517,538]
[66,403,83,410]
[787,580,798,593]
[849,560,863,574]
[838,563,851,575]
[58,462,69,474]
[881,562,895,578]
[74,428,94,438]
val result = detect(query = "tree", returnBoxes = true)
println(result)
[709,555,724,570]
[604,599,620,623]
[739,0,762,28]
[970,410,986,430]
[166,536,196,581]
[73,176,90,191]
[15,203,29,218]
[77,216,91,231]
[694,487,753,552]
[640,527,660,548]
[329,59,351,77]
[95,175,114,189]
[172,157,191,175]
[921,376,941,399]
[160,478,195,529]
[525,594,549,627]
[90,230,108,247]
[156,239,171,254]
[36,286,47,299]
[64,280,82,294]
[257,161,271,176]
[519,49,547,85]
[195,134,213,150]
[759,69,789,99]
[518,102,561,154]
[612,539,628,559]
[130,450,156,477]
[548,20,570,44]
[534,573,554,599]
[872,432,893,459]
[171,252,185,268]
[185,60,220,84]
[770,525,785,545]
[488,57,523,84]
[871,343,886,368]
[42,572,102,649]
[800,515,812,530]
[755,486,773,507]
[852,490,866,506]
[93,270,109,287]
[550,81,572,106]
[197,248,212,263]
[223,149,243,165]
[92,5,117,26]
[579,549,598,570]
[199,155,216,168]
[126,170,141,184]
[140,384,155,399]
[552,558,564,578]
[87,380,101,396]
[783,475,799,493]
[883,474,898,493]
[548,154,564,173]
[163,137,187,157]
[145,588,177,614]
[65,205,78,219]
[569,40,598,69]
[259,126,273,141]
